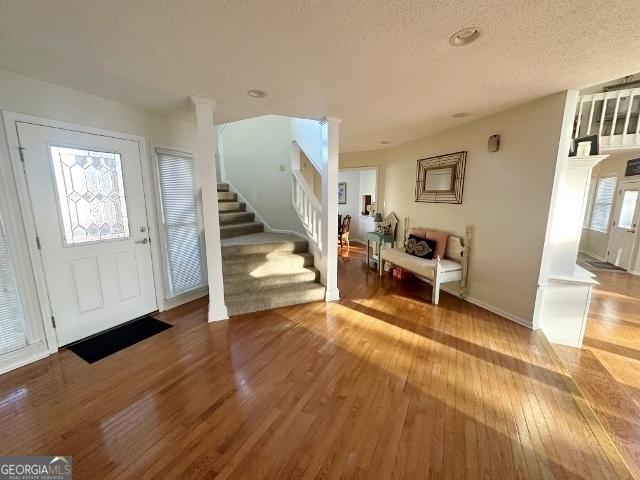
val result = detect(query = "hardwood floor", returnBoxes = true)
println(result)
[0,243,629,479]
[555,265,640,479]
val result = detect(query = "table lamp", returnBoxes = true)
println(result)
[373,213,383,232]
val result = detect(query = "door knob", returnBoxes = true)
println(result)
[135,238,149,245]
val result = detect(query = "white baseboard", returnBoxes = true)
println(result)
[0,342,50,375]
[161,288,208,312]
[627,269,640,276]
[440,285,533,330]
[325,288,340,302]
[579,250,606,262]
[208,305,229,322]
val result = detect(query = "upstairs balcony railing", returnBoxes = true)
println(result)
[574,87,640,150]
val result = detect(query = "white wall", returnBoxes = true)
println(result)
[0,68,200,314]
[292,117,323,168]
[218,115,304,235]
[338,168,377,242]
[340,93,570,326]
[580,151,640,261]
[359,169,376,206]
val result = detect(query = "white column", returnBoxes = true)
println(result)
[190,96,228,321]
[320,116,341,301]
[535,154,606,346]
[547,155,608,276]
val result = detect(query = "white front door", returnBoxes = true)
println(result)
[17,122,157,345]
[608,181,640,269]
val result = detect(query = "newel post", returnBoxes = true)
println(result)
[320,116,342,301]
[190,96,228,322]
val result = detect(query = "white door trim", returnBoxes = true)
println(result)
[2,110,164,352]
[605,179,640,270]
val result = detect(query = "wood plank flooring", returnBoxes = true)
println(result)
[0,242,629,479]
[555,265,640,479]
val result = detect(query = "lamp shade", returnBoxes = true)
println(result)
[373,213,383,222]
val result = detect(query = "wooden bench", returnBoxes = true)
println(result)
[380,226,471,305]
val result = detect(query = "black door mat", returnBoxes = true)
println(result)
[67,316,172,364]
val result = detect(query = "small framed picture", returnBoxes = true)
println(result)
[338,182,347,204]
[570,134,599,157]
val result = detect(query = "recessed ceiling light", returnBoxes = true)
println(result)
[247,89,268,98]
[380,140,392,145]
[449,27,481,46]
[452,112,470,118]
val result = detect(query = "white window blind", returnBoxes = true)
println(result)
[0,218,27,355]
[156,148,206,297]
[590,175,617,233]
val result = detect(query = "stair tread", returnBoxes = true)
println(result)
[221,232,306,247]
[226,281,325,301]
[218,201,246,213]
[219,211,254,218]
[224,268,319,294]
[222,251,313,264]
[219,222,264,239]
[219,211,255,225]
[224,266,319,281]
[220,221,262,229]
[217,191,237,201]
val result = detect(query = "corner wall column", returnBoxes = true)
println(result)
[191,96,228,321]
[320,116,342,301]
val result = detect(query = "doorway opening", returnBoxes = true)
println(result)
[337,167,378,245]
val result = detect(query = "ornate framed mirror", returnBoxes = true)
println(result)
[415,151,466,204]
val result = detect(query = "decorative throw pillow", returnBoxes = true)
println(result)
[425,230,449,260]
[409,228,449,260]
[405,234,436,259]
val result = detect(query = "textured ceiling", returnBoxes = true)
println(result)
[1,0,639,152]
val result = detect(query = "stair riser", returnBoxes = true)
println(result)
[218,202,246,212]
[218,192,237,201]
[224,270,319,294]
[220,223,264,238]
[222,255,314,275]
[222,241,308,257]
[217,183,229,192]
[219,212,255,225]
[226,288,326,316]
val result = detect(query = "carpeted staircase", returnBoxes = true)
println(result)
[218,183,325,316]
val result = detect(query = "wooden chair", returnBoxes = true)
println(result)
[339,215,351,249]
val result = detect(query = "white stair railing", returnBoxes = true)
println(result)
[291,169,322,250]
[575,87,640,150]
[290,117,340,300]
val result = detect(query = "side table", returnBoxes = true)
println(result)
[366,231,395,274]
